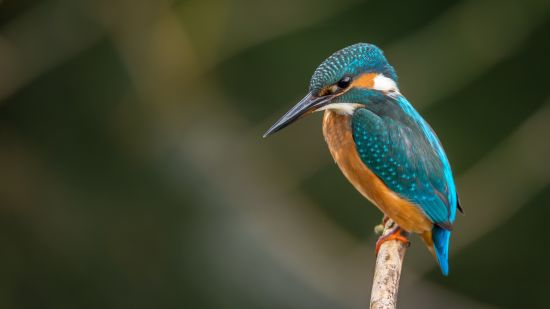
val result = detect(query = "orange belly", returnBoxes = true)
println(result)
[322,110,432,234]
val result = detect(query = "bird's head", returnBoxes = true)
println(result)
[264,43,399,137]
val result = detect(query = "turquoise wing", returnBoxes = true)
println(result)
[351,107,456,227]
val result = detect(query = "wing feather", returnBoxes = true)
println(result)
[352,107,455,227]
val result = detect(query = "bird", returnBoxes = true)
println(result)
[263,43,461,275]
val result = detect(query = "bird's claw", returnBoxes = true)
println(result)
[375,226,410,255]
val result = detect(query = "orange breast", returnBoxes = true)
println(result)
[322,110,432,234]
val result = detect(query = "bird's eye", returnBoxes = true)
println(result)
[319,76,353,96]
[337,76,352,88]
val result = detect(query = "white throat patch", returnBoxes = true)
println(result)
[315,103,362,115]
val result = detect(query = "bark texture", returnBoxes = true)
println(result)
[370,219,409,309]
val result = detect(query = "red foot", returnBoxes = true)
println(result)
[375,226,410,255]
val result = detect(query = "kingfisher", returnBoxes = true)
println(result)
[263,43,461,275]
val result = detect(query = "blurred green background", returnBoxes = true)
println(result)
[0,0,549,308]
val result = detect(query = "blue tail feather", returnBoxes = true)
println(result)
[432,226,451,276]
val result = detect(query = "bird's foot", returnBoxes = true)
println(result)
[375,225,410,255]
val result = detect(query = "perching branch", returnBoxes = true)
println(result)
[370,219,409,309]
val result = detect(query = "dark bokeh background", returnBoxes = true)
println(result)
[0,0,549,308]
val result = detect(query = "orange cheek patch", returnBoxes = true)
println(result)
[351,72,377,89]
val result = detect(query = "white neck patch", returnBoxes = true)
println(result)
[372,74,399,93]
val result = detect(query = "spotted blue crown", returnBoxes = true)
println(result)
[309,43,398,92]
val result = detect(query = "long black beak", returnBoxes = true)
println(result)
[263,92,332,138]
